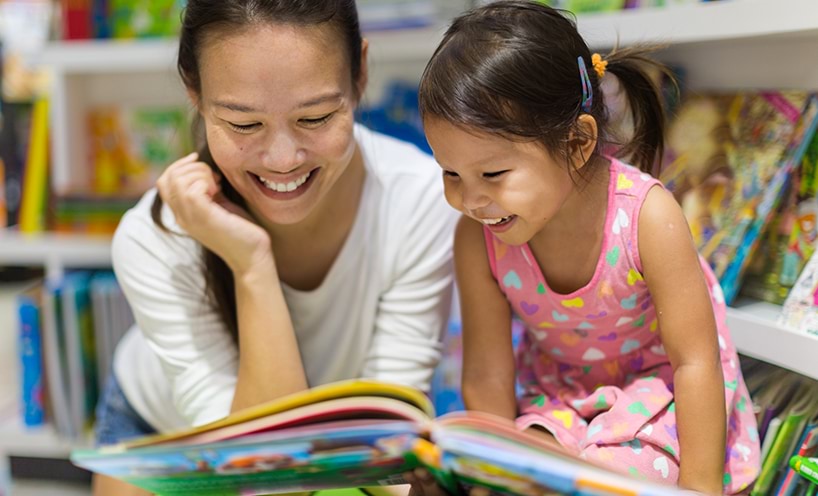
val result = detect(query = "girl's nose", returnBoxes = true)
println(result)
[461,187,491,212]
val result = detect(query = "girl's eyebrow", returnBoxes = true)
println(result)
[211,92,344,113]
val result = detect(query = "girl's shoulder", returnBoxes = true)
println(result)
[609,158,663,198]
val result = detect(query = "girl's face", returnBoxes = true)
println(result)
[194,23,365,227]
[425,118,576,246]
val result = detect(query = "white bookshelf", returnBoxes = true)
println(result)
[727,300,818,380]
[0,231,112,281]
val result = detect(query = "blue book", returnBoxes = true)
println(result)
[17,287,45,427]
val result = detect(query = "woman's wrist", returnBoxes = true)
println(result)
[233,256,278,288]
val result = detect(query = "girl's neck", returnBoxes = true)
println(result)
[540,156,610,237]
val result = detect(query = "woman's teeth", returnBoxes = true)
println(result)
[258,171,311,192]
[482,216,513,225]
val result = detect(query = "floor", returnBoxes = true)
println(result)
[0,282,92,496]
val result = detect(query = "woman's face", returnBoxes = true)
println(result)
[194,23,365,227]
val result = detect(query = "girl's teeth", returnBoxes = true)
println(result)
[482,216,511,225]
[259,171,311,192]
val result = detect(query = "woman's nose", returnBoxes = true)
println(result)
[262,131,305,172]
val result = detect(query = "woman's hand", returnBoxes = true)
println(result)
[157,152,274,277]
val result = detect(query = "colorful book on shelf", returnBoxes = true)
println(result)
[40,278,76,438]
[741,126,818,305]
[18,98,49,233]
[16,285,46,427]
[661,92,818,304]
[87,104,191,196]
[751,380,818,496]
[61,271,99,434]
[776,425,818,496]
[71,380,686,496]
[779,247,818,336]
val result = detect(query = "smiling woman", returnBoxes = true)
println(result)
[91,2,459,496]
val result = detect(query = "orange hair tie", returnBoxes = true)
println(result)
[591,53,608,78]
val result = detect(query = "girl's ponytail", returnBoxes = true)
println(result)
[602,46,677,175]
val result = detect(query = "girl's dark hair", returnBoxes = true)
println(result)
[151,0,363,340]
[418,0,675,176]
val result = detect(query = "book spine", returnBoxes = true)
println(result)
[777,426,818,496]
[18,99,49,233]
[17,294,45,427]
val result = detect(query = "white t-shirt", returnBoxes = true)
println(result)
[112,125,458,432]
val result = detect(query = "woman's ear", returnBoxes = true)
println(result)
[186,87,201,112]
[357,39,370,101]
[569,114,599,171]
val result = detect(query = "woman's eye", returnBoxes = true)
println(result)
[483,170,509,178]
[299,113,333,127]
[228,122,260,134]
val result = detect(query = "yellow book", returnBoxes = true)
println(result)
[18,98,49,233]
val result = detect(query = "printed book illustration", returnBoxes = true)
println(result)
[72,380,686,496]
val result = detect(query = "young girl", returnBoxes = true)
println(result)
[415,1,760,494]
[94,1,457,494]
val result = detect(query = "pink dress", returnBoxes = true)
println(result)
[483,159,760,493]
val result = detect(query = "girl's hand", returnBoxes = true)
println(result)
[157,152,274,277]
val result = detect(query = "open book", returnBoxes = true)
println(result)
[72,380,685,495]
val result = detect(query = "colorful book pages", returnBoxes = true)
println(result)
[72,380,690,496]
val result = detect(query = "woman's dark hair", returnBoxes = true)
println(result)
[151,0,363,340]
[418,0,675,176]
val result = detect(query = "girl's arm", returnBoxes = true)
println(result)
[456,216,517,420]
[638,186,726,496]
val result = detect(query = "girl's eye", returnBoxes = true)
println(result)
[299,113,333,128]
[483,170,509,178]
[228,122,260,134]
[442,170,459,178]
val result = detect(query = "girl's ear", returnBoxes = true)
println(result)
[568,114,599,171]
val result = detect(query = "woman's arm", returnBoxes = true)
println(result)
[157,154,309,411]
[456,217,517,420]
[638,186,726,495]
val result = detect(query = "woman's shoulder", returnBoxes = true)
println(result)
[355,124,441,186]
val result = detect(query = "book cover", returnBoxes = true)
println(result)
[662,92,818,304]
[72,380,687,496]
